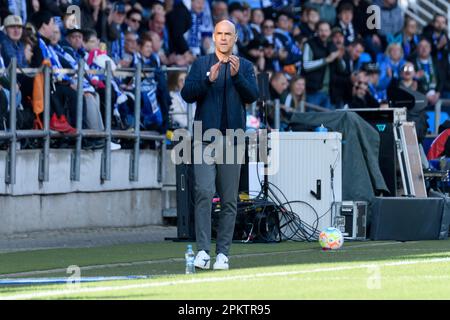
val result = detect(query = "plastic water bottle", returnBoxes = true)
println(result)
[315,124,328,132]
[185,244,195,274]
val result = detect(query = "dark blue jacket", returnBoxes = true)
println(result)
[181,54,259,134]
[0,31,28,68]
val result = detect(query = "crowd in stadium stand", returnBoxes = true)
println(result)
[0,0,449,149]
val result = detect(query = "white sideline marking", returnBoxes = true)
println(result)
[2,255,449,300]
[0,241,402,278]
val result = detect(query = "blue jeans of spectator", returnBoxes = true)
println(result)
[306,91,334,110]
[2,88,21,111]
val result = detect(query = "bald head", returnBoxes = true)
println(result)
[214,19,236,35]
[213,19,237,56]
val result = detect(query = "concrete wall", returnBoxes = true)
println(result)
[0,148,177,235]
[0,190,163,234]
[0,149,161,195]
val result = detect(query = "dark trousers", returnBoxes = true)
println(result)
[51,83,78,126]
[193,138,244,256]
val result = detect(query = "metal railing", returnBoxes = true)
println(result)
[265,98,331,130]
[404,0,450,35]
[0,57,189,186]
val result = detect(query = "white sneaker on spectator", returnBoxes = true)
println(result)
[110,142,121,150]
[194,250,211,269]
[213,253,229,270]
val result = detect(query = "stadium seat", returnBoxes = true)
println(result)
[427,111,450,134]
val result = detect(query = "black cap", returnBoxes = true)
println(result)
[66,25,85,36]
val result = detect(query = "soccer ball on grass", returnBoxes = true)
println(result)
[319,227,344,250]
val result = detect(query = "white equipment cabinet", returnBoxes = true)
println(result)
[267,132,342,236]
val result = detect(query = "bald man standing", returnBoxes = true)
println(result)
[181,20,259,270]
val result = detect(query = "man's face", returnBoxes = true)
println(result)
[124,33,138,53]
[353,72,369,98]
[213,21,236,56]
[68,32,84,50]
[339,10,353,25]
[231,9,244,22]
[150,13,165,33]
[113,9,126,25]
[140,40,153,58]
[277,14,289,31]
[213,2,228,20]
[401,63,415,81]
[251,9,264,25]
[191,0,205,13]
[318,23,331,42]
[332,32,344,48]
[418,41,431,58]
[405,19,417,35]
[126,13,142,32]
[262,21,274,36]
[85,35,99,51]
[150,33,162,52]
[308,10,319,25]
[242,8,251,24]
[350,43,364,60]
[272,75,288,95]
[434,16,447,32]
[6,25,23,42]
[50,25,61,45]
[41,18,55,39]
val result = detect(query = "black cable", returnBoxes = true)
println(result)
[251,142,342,242]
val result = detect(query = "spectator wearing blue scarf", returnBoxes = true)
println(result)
[394,17,420,60]
[109,2,127,64]
[30,11,77,134]
[187,0,214,57]
[128,35,170,133]
[413,38,442,107]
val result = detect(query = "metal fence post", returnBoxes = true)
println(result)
[187,103,192,134]
[101,61,112,182]
[251,101,257,117]
[39,65,51,182]
[299,100,305,113]
[274,99,280,130]
[434,99,442,135]
[130,62,141,181]
[5,58,17,185]
[71,60,85,181]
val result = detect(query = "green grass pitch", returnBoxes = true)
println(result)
[0,240,449,299]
